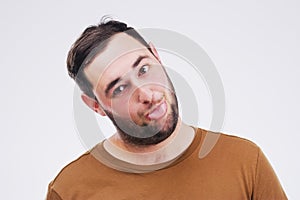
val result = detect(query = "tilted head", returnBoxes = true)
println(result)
[67,19,179,146]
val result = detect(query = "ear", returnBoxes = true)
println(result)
[149,42,161,63]
[81,94,106,116]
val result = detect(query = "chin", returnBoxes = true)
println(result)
[106,98,179,146]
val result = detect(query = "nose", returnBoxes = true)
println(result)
[137,87,163,105]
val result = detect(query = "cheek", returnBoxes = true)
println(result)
[110,96,131,116]
[128,100,140,118]
[110,100,128,116]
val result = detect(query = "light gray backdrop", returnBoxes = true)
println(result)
[0,0,298,199]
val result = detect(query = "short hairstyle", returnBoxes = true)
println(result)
[67,18,151,98]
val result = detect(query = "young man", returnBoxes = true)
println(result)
[46,20,287,199]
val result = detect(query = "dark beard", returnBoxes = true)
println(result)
[103,71,179,146]
[105,102,179,146]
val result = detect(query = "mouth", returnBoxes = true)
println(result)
[146,101,168,121]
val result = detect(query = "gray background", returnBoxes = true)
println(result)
[0,0,298,199]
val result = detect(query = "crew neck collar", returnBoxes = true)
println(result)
[90,127,203,174]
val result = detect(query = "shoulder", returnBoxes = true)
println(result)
[56,152,91,177]
[199,127,260,150]
[219,132,259,149]
[50,152,91,184]
[198,128,261,161]
[48,150,102,196]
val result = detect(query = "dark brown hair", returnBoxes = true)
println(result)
[67,19,150,98]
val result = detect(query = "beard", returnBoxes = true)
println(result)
[105,94,179,146]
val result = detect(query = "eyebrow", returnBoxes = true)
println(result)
[105,77,121,95]
[132,55,149,68]
[104,55,149,96]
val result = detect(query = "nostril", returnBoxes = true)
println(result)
[142,99,150,104]
[139,94,151,104]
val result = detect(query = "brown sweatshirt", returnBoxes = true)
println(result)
[47,128,287,199]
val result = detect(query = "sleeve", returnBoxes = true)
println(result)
[252,148,288,200]
[46,182,63,200]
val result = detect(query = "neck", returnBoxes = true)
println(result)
[104,118,195,165]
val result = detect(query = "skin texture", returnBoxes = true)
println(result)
[82,33,179,147]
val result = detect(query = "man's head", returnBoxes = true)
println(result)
[67,19,179,146]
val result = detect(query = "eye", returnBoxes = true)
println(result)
[112,85,127,97]
[138,65,149,76]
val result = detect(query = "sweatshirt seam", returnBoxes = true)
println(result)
[253,146,260,197]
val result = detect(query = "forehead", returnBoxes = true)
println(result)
[84,33,149,88]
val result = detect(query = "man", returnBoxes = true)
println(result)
[47,19,287,199]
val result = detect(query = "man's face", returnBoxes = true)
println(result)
[84,33,178,146]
